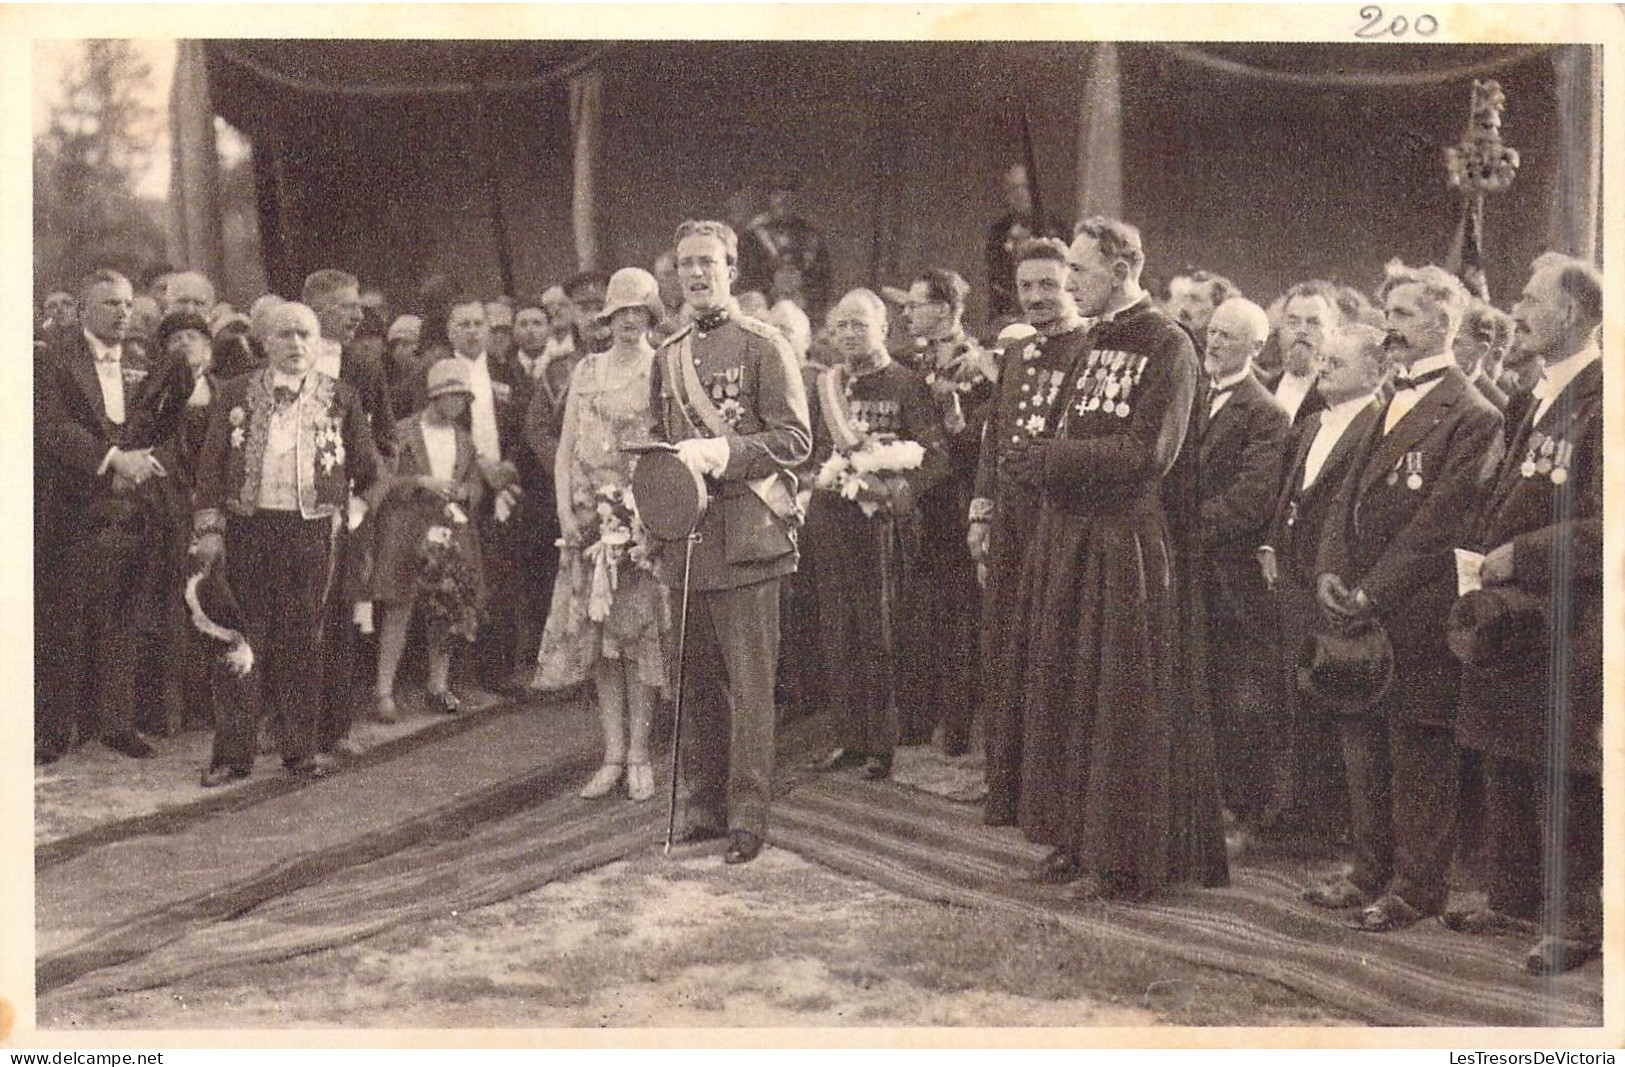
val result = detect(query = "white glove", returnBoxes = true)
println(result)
[675,437,731,478]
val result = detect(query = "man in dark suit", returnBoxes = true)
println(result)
[1260,281,1336,427]
[1167,268,1241,358]
[1308,263,1503,931]
[1196,297,1290,855]
[440,298,527,696]
[36,268,193,760]
[304,269,398,757]
[1447,253,1604,975]
[509,296,579,680]
[1258,323,1387,854]
[651,219,812,865]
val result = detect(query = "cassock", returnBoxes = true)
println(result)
[1197,372,1290,828]
[804,359,949,761]
[1261,392,1382,848]
[895,330,996,754]
[971,321,1092,825]
[1315,364,1502,915]
[1455,354,1601,944]
[997,297,1226,896]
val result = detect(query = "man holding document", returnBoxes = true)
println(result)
[1446,253,1604,975]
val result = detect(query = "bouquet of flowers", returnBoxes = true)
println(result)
[576,484,656,622]
[416,501,482,643]
[813,437,926,518]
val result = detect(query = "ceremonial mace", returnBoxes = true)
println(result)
[1444,80,1520,300]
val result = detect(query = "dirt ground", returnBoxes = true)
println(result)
[50,846,1353,1031]
[38,704,1353,1032]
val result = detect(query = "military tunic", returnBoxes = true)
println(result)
[649,304,812,839]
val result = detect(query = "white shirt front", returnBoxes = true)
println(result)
[421,419,458,482]
[1207,367,1252,420]
[459,351,502,465]
[1272,369,1316,423]
[84,330,126,426]
[1383,353,1453,435]
[1302,394,1374,490]
[258,372,308,511]
[1530,344,1600,426]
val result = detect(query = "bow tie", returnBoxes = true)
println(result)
[272,385,301,406]
[1207,380,1239,404]
[1393,366,1448,392]
[94,348,121,365]
[693,306,731,332]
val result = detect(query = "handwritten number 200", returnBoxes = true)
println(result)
[1357,5,1439,37]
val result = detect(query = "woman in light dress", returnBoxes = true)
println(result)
[533,268,671,801]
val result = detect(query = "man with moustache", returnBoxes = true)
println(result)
[36,269,194,762]
[1308,262,1502,931]
[1258,322,1388,853]
[1264,282,1337,426]
[650,219,811,865]
[1447,253,1603,974]
[803,289,950,780]
[995,217,1226,897]
[1195,297,1290,855]
[191,302,381,784]
[162,271,217,320]
[972,237,1092,824]
[896,268,997,755]
[1166,268,1241,356]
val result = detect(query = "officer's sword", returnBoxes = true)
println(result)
[664,529,700,854]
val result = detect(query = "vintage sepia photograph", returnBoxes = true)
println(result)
[16,3,1617,1044]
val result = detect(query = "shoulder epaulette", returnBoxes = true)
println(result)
[734,315,782,341]
[659,323,695,347]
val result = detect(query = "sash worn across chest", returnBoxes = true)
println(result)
[816,365,865,451]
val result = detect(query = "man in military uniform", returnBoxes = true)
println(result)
[1448,253,1603,975]
[651,219,812,865]
[970,237,1092,824]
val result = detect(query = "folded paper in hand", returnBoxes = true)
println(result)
[1454,548,1485,596]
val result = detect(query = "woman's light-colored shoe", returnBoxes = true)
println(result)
[626,762,655,801]
[580,762,624,799]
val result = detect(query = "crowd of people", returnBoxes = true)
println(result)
[34,176,1601,975]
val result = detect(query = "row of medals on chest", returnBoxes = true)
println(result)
[1521,430,1573,485]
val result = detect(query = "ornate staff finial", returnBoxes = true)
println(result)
[1444,80,1520,300]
